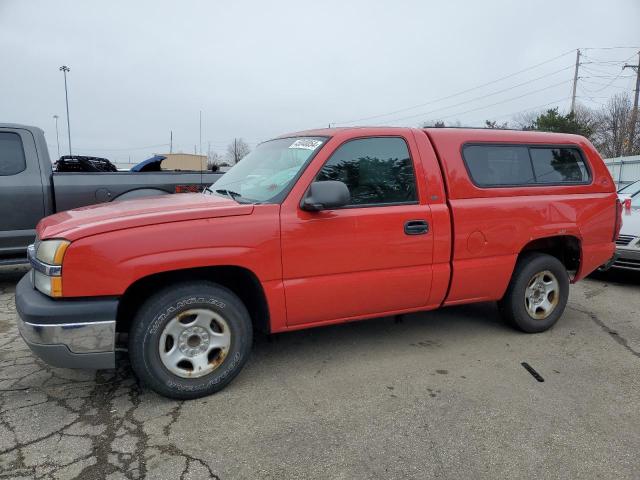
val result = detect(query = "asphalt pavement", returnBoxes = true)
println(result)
[0,265,638,479]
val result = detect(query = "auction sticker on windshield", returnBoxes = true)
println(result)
[289,139,323,150]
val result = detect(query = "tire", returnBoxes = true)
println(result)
[498,253,569,333]
[128,281,253,399]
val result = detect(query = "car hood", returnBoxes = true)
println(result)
[38,193,254,240]
[620,208,640,237]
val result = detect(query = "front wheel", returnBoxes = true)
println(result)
[129,281,253,399]
[499,253,569,333]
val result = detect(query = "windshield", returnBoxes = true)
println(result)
[208,136,327,203]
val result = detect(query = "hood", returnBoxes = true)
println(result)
[620,207,640,237]
[38,193,254,240]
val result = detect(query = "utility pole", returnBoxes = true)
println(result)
[53,115,60,159]
[623,51,640,154]
[570,49,581,114]
[199,111,202,155]
[170,130,173,153]
[59,66,72,156]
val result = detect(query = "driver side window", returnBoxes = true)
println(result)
[316,137,417,206]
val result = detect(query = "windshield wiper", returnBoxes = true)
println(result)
[214,188,254,204]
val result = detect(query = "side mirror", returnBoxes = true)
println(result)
[302,181,350,211]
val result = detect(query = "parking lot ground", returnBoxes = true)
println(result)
[0,265,639,480]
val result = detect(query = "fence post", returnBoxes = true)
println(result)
[618,160,624,186]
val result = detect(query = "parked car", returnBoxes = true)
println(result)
[606,195,640,271]
[15,127,619,399]
[0,123,223,263]
[54,155,119,172]
[617,179,640,200]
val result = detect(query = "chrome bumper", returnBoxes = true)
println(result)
[14,273,118,370]
[18,319,116,353]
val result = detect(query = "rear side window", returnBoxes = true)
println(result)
[463,145,533,186]
[462,144,590,187]
[0,132,26,176]
[529,147,589,183]
[316,137,417,206]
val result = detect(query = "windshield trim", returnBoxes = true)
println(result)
[212,135,331,205]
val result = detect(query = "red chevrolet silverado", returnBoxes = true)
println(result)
[15,127,621,399]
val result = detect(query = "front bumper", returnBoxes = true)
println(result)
[14,273,118,369]
[610,246,640,271]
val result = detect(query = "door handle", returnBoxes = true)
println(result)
[404,219,429,235]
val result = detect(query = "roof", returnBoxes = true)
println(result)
[276,126,588,144]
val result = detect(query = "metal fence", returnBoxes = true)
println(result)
[604,155,640,188]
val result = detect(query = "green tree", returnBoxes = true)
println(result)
[526,108,594,137]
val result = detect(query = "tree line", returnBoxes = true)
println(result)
[207,138,251,170]
[426,92,640,158]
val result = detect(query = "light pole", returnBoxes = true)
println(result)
[59,65,72,156]
[53,115,60,159]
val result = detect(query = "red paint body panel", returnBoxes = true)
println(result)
[36,127,617,333]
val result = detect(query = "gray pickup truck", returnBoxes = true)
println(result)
[0,123,223,263]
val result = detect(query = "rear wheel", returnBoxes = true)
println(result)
[129,281,252,399]
[499,253,569,333]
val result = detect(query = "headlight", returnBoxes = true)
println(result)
[30,239,70,297]
[36,239,70,265]
[33,270,63,297]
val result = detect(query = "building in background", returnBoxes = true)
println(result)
[160,153,207,171]
[124,153,209,172]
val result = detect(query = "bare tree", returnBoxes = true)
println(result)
[484,120,509,129]
[422,120,446,128]
[512,110,541,130]
[207,151,223,171]
[226,138,251,164]
[592,93,640,158]
[421,120,463,128]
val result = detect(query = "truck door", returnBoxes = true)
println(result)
[280,135,434,327]
[0,128,45,257]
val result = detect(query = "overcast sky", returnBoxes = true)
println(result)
[1,0,639,164]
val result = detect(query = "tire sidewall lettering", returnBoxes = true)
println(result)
[149,297,226,335]
[145,295,239,393]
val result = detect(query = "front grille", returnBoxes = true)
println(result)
[612,257,640,271]
[615,235,635,246]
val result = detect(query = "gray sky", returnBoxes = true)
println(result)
[1,0,639,164]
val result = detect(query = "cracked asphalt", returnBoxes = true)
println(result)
[1,265,639,479]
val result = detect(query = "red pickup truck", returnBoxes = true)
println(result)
[15,127,620,399]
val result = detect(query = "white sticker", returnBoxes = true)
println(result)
[289,139,323,150]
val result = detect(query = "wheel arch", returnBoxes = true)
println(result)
[112,188,171,201]
[116,265,270,338]
[517,235,582,279]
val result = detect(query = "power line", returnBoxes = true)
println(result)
[77,143,171,152]
[581,65,624,77]
[581,74,635,79]
[333,49,576,125]
[439,82,572,122]
[582,46,640,51]
[477,96,571,122]
[381,66,573,122]
[385,79,572,124]
[580,79,631,91]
